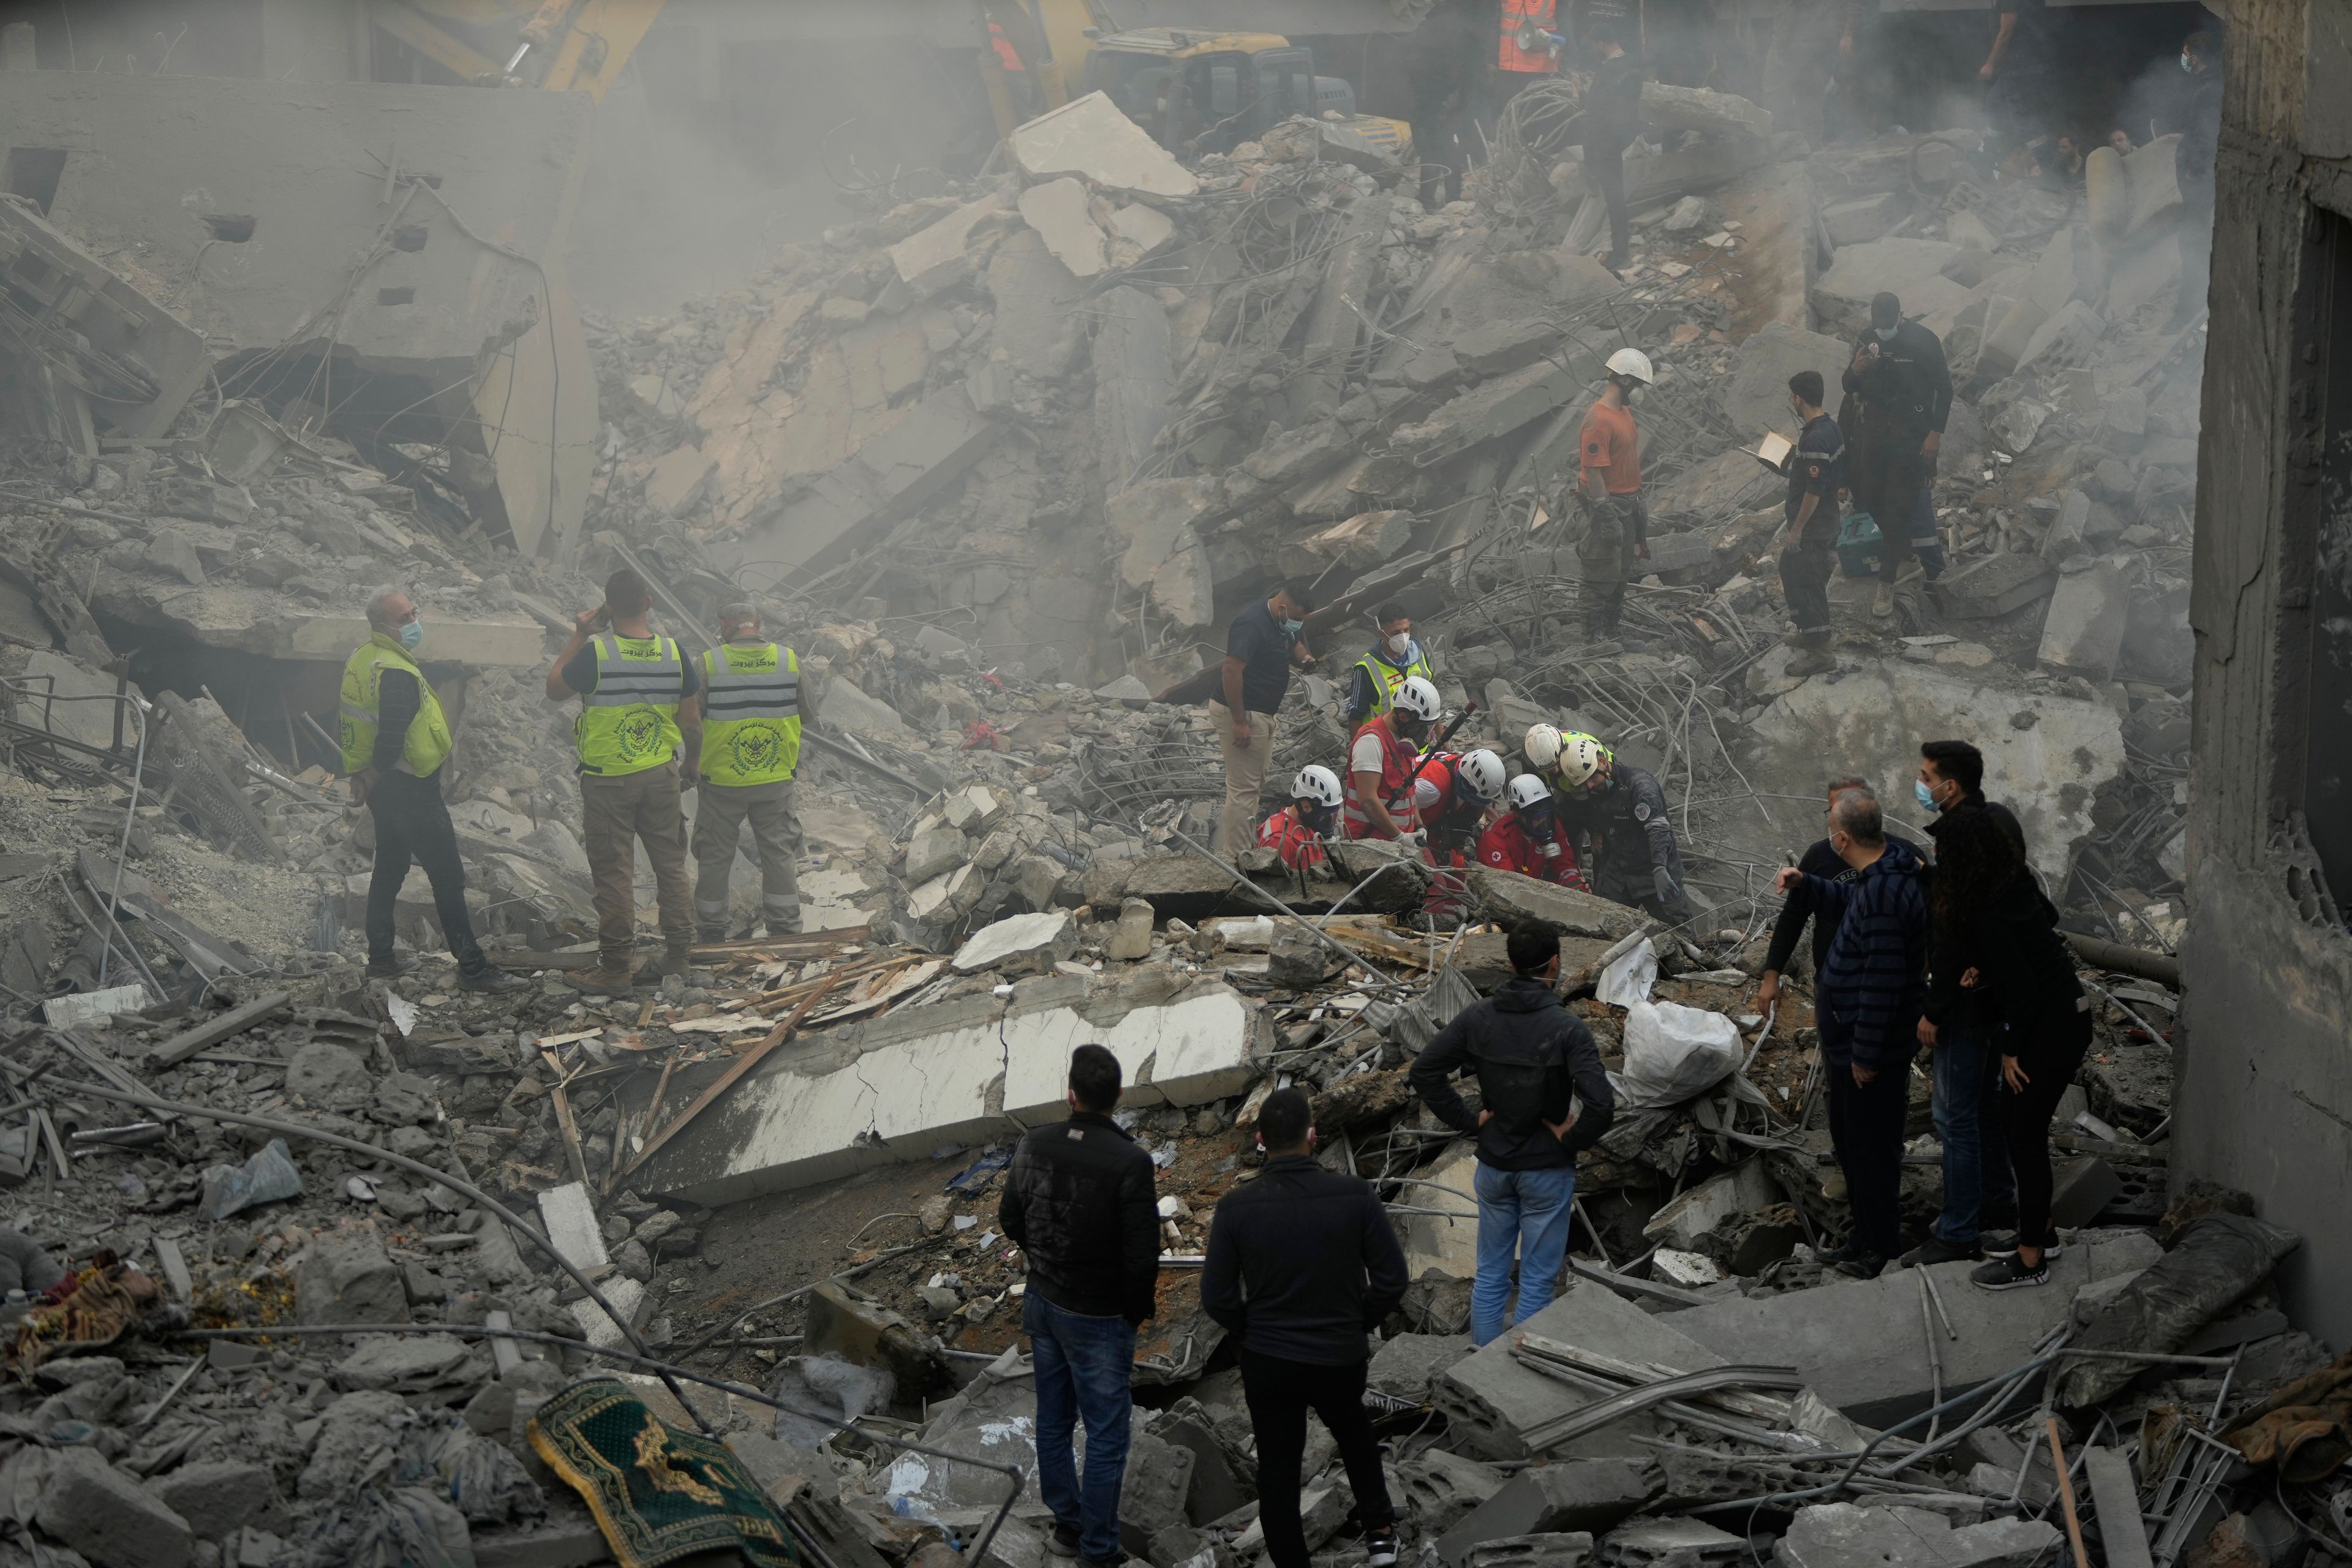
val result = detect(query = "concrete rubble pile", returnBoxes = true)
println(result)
[0,62,2288,1568]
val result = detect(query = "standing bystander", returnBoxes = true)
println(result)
[1575,349,1656,643]
[1000,1046,1161,1567]
[1213,584,1316,858]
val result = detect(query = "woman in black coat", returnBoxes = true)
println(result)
[1929,807,2095,1291]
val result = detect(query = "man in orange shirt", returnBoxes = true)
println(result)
[1575,348,1654,643]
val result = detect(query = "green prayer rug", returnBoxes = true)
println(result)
[529,1378,798,1568]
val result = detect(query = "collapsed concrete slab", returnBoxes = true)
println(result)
[1776,1503,2060,1568]
[1668,1232,2160,1425]
[2037,560,2132,679]
[1746,659,2124,887]
[636,974,1265,1206]
[1811,239,1967,337]
[1095,286,1175,496]
[1011,92,1200,199]
[1018,177,1109,279]
[84,572,546,669]
[1721,322,1852,443]
[1434,1461,1659,1564]
[1466,870,1645,941]
[888,190,1012,297]
[1435,1281,1725,1461]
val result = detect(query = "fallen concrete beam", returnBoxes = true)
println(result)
[1665,1232,2160,1426]
[1433,1461,1657,1564]
[1777,1504,2060,1568]
[1638,82,1772,141]
[1095,285,1175,496]
[1011,92,1200,199]
[635,975,1264,1205]
[1465,870,1645,941]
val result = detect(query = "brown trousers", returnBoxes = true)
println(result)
[690,777,805,938]
[581,761,694,967]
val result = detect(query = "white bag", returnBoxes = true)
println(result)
[1610,999,1743,1109]
[1595,936,1657,1008]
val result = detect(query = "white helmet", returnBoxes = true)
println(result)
[1559,732,1610,788]
[1458,749,1506,801]
[1525,723,1563,770]
[1292,764,1344,809]
[1605,347,1655,385]
[1392,676,1442,723]
[1506,774,1553,812]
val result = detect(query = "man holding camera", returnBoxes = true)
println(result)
[546,568,702,992]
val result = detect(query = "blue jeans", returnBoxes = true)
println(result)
[1025,1293,1136,1560]
[1932,1022,2016,1245]
[1471,1163,1578,1346]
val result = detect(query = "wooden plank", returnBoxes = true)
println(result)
[541,1051,592,1194]
[486,929,870,971]
[622,971,843,1178]
[147,992,290,1067]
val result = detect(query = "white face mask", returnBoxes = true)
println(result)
[1874,325,1897,342]
[1385,632,1412,658]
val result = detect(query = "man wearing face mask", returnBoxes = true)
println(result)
[1343,676,1443,842]
[1841,292,1951,623]
[1576,349,1656,644]
[1534,727,1698,923]
[1777,369,1847,678]
[1910,739,2027,1265]
[339,587,526,993]
[1344,603,1436,731]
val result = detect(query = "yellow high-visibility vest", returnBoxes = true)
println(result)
[575,633,685,777]
[698,641,801,786]
[337,635,452,778]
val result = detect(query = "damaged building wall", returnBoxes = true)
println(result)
[2174,0,2352,1351]
[0,70,598,556]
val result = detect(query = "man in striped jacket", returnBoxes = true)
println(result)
[1774,790,1929,1278]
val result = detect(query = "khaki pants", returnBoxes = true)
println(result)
[691,776,805,938]
[1210,700,1277,858]
[1578,491,1646,635]
[581,762,694,967]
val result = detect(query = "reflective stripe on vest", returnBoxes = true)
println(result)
[1499,0,1559,72]
[337,635,453,778]
[698,642,802,786]
[575,634,684,777]
[1341,717,1422,835]
[1352,647,1435,718]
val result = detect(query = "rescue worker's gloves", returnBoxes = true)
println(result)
[1654,867,1681,905]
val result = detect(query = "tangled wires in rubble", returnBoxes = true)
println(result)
[1482,75,1594,219]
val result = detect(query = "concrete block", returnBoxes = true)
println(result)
[20,651,124,753]
[905,824,971,886]
[1823,192,1907,246]
[2049,1157,2127,1227]
[1109,898,1156,961]
[1975,297,2047,379]
[1398,1449,1509,1535]
[1011,92,1200,198]
[1466,869,1645,940]
[37,1448,194,1568]
[1398,1144,1482,1283]
[1116,1430,1196,1553]
[1000,981,1262,1123]
[1095,285,1174,495]
[643,443,715,516]
[2124,134,2184,236]
[2015,300,2106,377]
[1638,80,1773,138]
[1371,1335,1478,1403]
[1155,1414,1248,1525]
[1945,209,2000,254]
[1810,239,1965,336]
[1461,1534,1593,1568]
[2037,560,2132,680]
[296,1221,409,1326]
[1435,1462,1656,1563]
[952,912,1076,975]
[148,1461,288,1542]
[538,1182,612,1273]
[1642,1162,1780,1249]
[1436,1281,1725,1461]
[1668,1234,2160,1425]
[570,1275,647,1352]
[2026,227,2085,317]
[1106,202,1177,262]
[748,387,1001,579]
[889,192,1010,296]
[1390,358,1584,459]
[1776,1502,2059,1568]
[334,1332,470,1391]
[1019,176,1108,279]
[1747,657,2116,888]
[1721,322,1852,442]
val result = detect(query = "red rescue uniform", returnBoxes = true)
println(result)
[1498,0,1561,72]
[1343,715,1423,839]
[1410,753,1491,861]
[1477,810,1588,889]
[1257,807,1329,870]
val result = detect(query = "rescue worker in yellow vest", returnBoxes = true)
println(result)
[1342,600,1438,730]
[546,568,703,992]
[692,600,807,941]
[339,588,526,993]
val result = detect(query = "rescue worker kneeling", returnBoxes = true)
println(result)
[1409,747,1506,864]
[1526,723,1700,924]
[1344,676,1444,842]
[1478,774,1588,891]
[1259,766,1343,870]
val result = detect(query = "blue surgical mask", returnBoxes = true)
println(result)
[1281,617,1304,638]
[1915,779,1942,813]
[1875,325,1897,342]
[399,620,424,652]
[2180,51,2195,71]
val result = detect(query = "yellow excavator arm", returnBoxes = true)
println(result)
[379,0,665,102]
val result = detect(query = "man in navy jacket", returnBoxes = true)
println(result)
[1776,790,1929,1276]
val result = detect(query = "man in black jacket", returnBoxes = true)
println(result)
[1580,19,1645,270]
[1908,739,2025,1265]
[1408,930,1615,1344]
[1001,1046,1159,1567]
[1203,1088,1408,1568]
[1755,776,1873,1014]
[1841,292,1953,624]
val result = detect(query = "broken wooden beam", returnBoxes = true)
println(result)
[146,990,290,1066]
